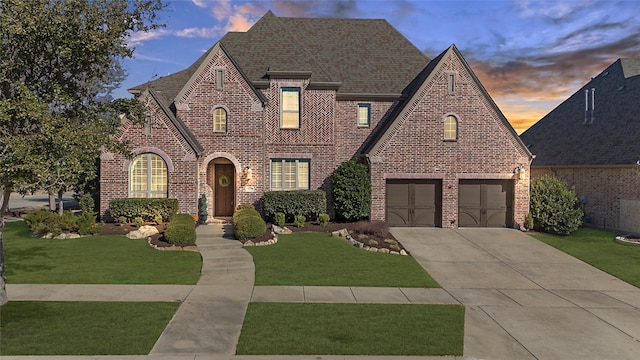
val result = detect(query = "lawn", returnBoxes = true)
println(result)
[3,221,202,284]
[237,302,465,356]
[0,301,178,355]
[245,232,439,287]
[532,228,640,287]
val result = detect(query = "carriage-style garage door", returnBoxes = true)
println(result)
[386,179,442,227]
[458,180,513,227]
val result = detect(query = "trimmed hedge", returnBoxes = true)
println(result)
[233,208,267,240]
[108,198,178,223]
[164,213,197,245]
[331,159,371,221]
[262,190,326,222]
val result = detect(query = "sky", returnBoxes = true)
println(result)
[117,0,640,133]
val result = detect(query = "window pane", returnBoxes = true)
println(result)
[281,112,299,128]
[271,161,282,190]
[284,161,297,190]
[444,116,457,140]
[281,88,300,128]
[358,105,370,126]
[282,89,299,111]
[214,108,226,132]
[130,155,148,193]
[150,154,167,193]
[297,161,309,189]
[130,153,167,198]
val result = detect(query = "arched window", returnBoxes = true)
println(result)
[213,108,227,132]
[444,115,458,141]
[130,153,168,198]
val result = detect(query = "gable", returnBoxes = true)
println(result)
[363,45,531,162]
[521,58,640,166]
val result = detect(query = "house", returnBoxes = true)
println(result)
[520,58,640,233]
[100,11,532,228]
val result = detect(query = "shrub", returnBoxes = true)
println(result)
[78,211,102,235]
[294,215,306,228]
[236,203,255,211]
[524,212,534,231]
[108,198,178,223]
[262,190,326,222]
[164,213,197,245]
[274,212,286,227]
[23,210,77,237]
[319,213,330,226]
[79,194,95,214]
[118,216,128,224]
[153,214,164,225]
[134,217,144,227]
[331,159,371,221]
[198,194,208,216]
[530,175,583,235]
[233,208,267,240]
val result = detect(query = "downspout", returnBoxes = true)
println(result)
[196,156,200,215]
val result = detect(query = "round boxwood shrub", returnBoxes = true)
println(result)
[233,208,267,240]
[164,213,197,245]
[331,159,371,221]
[530,175,583,235]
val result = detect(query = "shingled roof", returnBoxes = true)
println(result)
[520,58,640,166]
[129,10,429,102]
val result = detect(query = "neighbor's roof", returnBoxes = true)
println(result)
[130,10,430,102]
[520,58,640,166]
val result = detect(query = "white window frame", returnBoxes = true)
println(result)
[129,153,168,198]
[270,159,310,191]
[280,87,300,129]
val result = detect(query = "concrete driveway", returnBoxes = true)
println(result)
[390,227,640,360]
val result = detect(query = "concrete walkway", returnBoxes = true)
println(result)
[391,227,640,360]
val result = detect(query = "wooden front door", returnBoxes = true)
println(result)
[214,164,235,216]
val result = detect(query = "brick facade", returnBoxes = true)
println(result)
[531,166,640,232]
[100,41,530,228]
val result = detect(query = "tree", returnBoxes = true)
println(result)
[0,0,166,306]
[331,159,371,221]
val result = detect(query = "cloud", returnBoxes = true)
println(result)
[192,0,208,8]
[132,52,186,65]
[175,27,222,38]
[212,0,263,32]
[126,29,169,47]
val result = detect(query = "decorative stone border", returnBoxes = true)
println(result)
[147,238,199,252]
[615,235,640,245]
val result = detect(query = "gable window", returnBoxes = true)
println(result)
[130,153,168,198]
[144,116,152,136]
[215,68,224,91]
[357,104,370,127]
[444,115,458,141]
[270,159,309,190]
[213,107,227,132]
[280,88,300,129]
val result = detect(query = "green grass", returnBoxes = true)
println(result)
[3,221,202,284]
[245,232,439,287]
[237,302,464,356]
[0,301,179,355]
[532,228,640,287]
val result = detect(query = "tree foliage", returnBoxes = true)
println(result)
[331,159,371,221]
[530,175,584,235]
[0,0,166,305]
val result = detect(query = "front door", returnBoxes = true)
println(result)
[214,164,235,216]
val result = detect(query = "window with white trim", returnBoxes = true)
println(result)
[444,115,458,141]
[270,159,309,190]
[357,104,370,127]
[130,153,168,198]
[213,107,227,132]
[280,88,300,129]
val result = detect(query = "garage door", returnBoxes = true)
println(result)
[386,180,442,227]
[458,180,513,227]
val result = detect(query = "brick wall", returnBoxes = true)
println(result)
[531,166,640,232]
[368,50,530,228]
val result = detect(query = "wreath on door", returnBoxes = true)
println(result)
[218,175,231,188]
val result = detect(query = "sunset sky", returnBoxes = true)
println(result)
[118,0,640,133]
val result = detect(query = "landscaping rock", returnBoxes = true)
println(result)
[126,225,159,239]
[378,248,390,254]
[400,249,408,256]
[53,233,82,239]
[331,228,349,238]
[244,240,255,247]
[272,225,292,234]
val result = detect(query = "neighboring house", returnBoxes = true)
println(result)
[520,58,640,233]
[100,11,532,228]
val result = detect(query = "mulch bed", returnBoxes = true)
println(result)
[101,220,405,252]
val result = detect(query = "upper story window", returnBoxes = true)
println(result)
[215,68,225,91]
[213,107,227,132]
[444,115,458,141]
[280,87,300,129]
[130,153,168,198]
[357,104,370,127]
[270,159,309,191]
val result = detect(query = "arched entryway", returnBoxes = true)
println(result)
[207,158,236,217]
